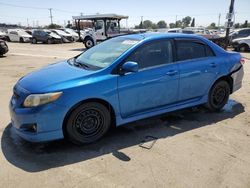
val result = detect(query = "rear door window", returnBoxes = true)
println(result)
[176,39,214,61]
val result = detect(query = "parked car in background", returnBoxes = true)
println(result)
[185,27,220,39]
[9,33,244,144]
[0,39,8,56]
[167,28,182,33]
[60,28,79,42]
[167,28,194,34]
[0,31,7,41]
[232,36,250,52]
[6,29,32,43]
[229,28,250,43]
[51,29,73,43]
[32,29,62,44]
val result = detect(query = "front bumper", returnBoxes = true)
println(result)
[23,37,32,42]
[9,93,68,142]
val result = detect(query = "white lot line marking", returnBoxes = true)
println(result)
[9,53,61,58]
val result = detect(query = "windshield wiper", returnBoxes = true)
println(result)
[68,58,90,69]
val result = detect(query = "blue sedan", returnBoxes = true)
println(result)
[9,33,244,144]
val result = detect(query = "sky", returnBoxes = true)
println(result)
[0,0,249,28]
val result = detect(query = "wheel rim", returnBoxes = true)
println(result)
[212,86,226,106]
[86,40,93,48]
[73,108,104,139]
[33,39,36,43]
[240,46,246,52]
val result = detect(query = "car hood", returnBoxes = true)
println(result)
[21,34,32,38]
[18,60,96,93]
[49,33,61,39]
[233,36,250,42]
[60,33,72,37]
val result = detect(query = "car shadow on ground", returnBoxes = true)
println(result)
[1,99,244,172]
[0,55,7,58]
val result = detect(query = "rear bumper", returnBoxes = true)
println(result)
[231,65,244,93]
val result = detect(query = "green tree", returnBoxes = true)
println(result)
[207,22,217,29]
[234,23,240,28]
[157,20,167,28]
[143,20,154,29]
[169,23,175,28]
[175,20,182,28]
[45,23,61,29]
[242,20,248,28]
[182,16,192,27]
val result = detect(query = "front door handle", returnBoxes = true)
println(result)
[210,62,217,68]
[165,70,178,76]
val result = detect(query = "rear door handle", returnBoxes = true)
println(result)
[165,70,178,76]
[210,62,217,68]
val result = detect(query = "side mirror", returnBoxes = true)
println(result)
[121,61,139,74]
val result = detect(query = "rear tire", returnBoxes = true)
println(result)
[66,102,111,145]
[47,38,53,44]
[206,80,230,111]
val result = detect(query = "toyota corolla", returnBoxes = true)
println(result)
[9,33,244,144]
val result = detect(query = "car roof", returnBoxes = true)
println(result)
[121,32,206,41]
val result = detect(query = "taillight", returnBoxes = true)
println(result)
[240,58,245,65]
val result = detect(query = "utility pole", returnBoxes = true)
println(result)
[49,8,53,24]
[175,15,177,27]
[141,16,143,23]
[27,18,29,27]
[225,0,235,49]
[218,13,221,28]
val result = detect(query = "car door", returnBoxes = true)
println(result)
[175,38,219,102]
[9,31,18,41]
[117,39,179,118]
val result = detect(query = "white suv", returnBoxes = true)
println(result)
[232,36,250,52]
[7,29,32,43]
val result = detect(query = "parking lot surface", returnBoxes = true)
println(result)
[0,42,250,188]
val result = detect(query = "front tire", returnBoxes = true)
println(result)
[66,102,111,145]
[206,80,230,111]
[32,38,37,44]
[19,37,24,43]
[84,38,94,49]
[237,44,249,52]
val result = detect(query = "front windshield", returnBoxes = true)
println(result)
[18,30,30,35]
[55,30,66,35]
[75,37,140,69]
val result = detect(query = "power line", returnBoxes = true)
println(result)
[0,2,47,10]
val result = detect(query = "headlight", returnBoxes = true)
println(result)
[23,92,62,107]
